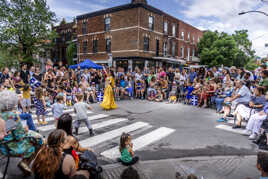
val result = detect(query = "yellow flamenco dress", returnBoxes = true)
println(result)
[100,76,117,110]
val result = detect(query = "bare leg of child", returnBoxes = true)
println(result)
[37,115,42,125]
[42,115,47,125]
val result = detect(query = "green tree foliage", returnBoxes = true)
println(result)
[0,0,57,63]
[66,41,76,65]
[198,30,255,67]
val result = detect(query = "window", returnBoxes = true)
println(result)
[172,42,176,57]
[106,38,111,53]
[105,17,111,31]
[163,42,168,56]
[149,16,154,30]
[93,40,98,53]
[82,22,87,34]
[192,48,195,57]
[181,31,184,40]
[198,37,200,42]
[164,21,168,34]
[172,24,176,37]
[83,41,88,53]
[180,46,184,58]
[156,39,159,56]
[188,33,190,41]
[187,47,190,61]
[144,37,149,51]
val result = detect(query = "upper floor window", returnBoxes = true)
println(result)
[192,48,195,57]
[93,40,98,53]
[149,16,154,30]
[105,17,111,31]
[163,42,168,56]
[82,22,87,34]
[83,41,88,53]
[172,24,176,37]
[172,42,176,57]
[106,38,111,53]
[164,21,168,34]
[181,31,184,40]
[198,37,200,42]
[188,33,190,41]
[181,46,184,58]
[144,37,149,51]
[192,35,195,43]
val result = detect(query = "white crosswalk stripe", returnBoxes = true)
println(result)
[216,124,246,135]
[32,108,93,118]
[80,122,151,148]
[34,107,175,161]
[37,114,110,132]
[101,127,175,159]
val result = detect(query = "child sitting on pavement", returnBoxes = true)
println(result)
[119,132,139,166]
[73,94,94,136]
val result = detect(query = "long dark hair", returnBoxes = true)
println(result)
[32,129,66,179]
[57,113,73,136]
[119,132,131,152]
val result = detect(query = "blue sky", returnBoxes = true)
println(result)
[47,0,268,57]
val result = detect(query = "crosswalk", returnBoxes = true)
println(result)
[30,107,175,160]
[215,118,248,135]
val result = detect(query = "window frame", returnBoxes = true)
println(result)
[181,46,184,58]
[163,41,168,56]
[181,31,184,40]
[172,24,176,37]
[83,40,88,53]
[82,22,87,34]
[164,21,168,34]
[105,17,111,32]
[149,16,154,31]
[93,40,98,53]
[106,38,111,53]
[172,42,176,57]
[144,36,150,52]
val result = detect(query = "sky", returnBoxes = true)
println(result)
[46,0,268,58]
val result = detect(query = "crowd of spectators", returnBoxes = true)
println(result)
[1,59,268,178]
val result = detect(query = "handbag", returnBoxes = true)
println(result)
[79,150,103,179]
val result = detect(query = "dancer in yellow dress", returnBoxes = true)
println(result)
[100,70,117,110]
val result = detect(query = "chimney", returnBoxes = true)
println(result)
[131,0,147,4]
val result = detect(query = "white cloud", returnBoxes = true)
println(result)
[181,0,268,57]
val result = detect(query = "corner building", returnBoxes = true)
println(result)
[76,0,203,71]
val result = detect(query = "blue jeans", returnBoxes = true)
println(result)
[215,98,224,112]
[19,113,37,131]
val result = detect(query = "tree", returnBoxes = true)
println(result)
[198,30,255,67]
[0,0,57,63]
[66,41,76,65]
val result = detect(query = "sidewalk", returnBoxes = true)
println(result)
[102,155,259,179]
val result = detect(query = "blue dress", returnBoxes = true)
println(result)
[34,97,46,116]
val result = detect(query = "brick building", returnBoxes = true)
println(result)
[51,21,77,64]
[76,0,203,71]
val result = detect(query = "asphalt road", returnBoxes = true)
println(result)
[0,100,259,179]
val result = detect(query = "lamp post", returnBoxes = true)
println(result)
[238,10,268,16]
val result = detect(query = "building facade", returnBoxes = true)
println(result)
[76,0,203,71]
[51,21,77,65]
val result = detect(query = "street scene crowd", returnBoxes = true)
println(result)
[1,59,268,179]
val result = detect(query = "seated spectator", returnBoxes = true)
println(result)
[119,132,139,166]
[32,129,90,179]
[0,90,43,176]
[233,87,266,129]
[218,80,251,122]
[242,91,268,140]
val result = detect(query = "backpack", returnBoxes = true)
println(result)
[79,150,103,179]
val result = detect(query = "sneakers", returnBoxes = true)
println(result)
[242,130,251,136]
[89,129,95,137]
[232,125,241,129]
[249,133,257,140]
[217,118,227,123]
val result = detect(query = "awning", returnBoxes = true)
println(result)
[152,57,186,64]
